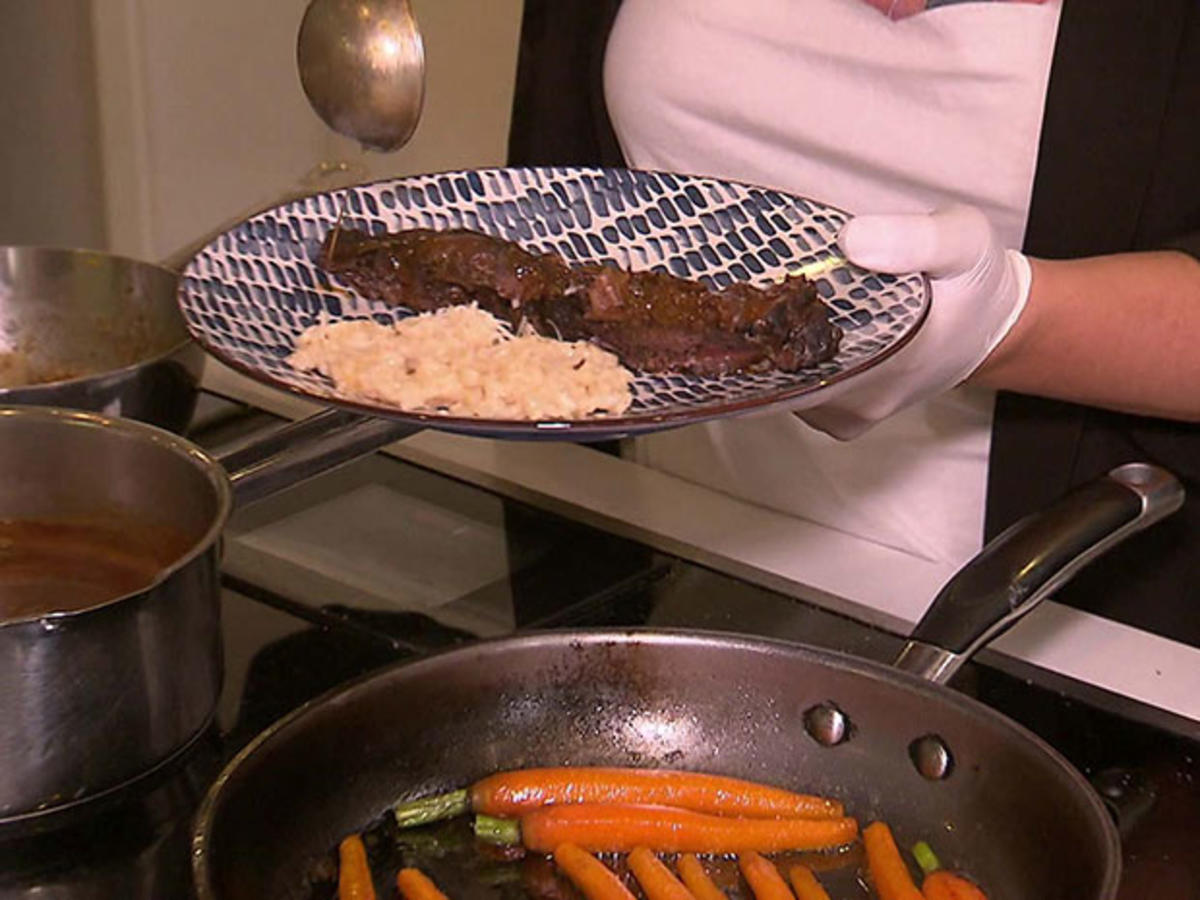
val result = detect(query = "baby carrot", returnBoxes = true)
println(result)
[628,846,698,900]
[921,871,989,900]
[738,851,795,900]
[862,823,923,900]
[337,835,376,900]
[396,868,450,900]
[677,854,729,900]
[553,842,639,900]
[395,768,843,827]
[509,803,858,854]
[911,841,988,900]
[474,768,843,819]
[787,865,831,900]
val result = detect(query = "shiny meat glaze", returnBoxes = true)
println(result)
[319,228,841,376]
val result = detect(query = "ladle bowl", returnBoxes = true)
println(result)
[296,0,426,152]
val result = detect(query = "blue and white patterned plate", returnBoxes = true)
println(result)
[177,167,929,440]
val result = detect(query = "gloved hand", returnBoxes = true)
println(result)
[794,204,1032,439]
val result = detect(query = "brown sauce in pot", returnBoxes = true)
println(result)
[0,517,198,620]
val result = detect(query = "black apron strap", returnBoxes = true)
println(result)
[506,0,625,168]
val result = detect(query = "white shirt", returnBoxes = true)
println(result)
[603,0,1062,572]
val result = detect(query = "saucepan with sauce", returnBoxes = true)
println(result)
[0,404,413,831]
[0,246,204,432]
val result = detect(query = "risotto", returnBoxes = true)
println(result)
[287,305,633,419]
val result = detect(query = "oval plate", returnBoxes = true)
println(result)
[177,167,929,440]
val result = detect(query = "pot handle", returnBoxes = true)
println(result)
[894,463,1184,684]
[217,409,421,506]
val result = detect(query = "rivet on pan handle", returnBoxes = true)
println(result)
[894,463,1185,685]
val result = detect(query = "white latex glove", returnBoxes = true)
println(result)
[795,204,1032,440]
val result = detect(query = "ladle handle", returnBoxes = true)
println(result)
[218,410,421,506]
[895,463,1184,684]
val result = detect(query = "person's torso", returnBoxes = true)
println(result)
[603,0,1062,568]
[604,0,1063,244]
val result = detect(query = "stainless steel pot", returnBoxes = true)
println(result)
[0,406,417,829]
[0,247,204,433]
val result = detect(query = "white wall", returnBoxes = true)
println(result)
[0,2,109,250]
[3,0,523,264]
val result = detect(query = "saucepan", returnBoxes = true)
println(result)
[0,246,204,433]
[0,404,418,832]
[191,463,1183,900]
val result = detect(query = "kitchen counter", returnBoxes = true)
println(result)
[1,389,1197,898]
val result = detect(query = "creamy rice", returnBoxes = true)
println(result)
[288,305,633,419]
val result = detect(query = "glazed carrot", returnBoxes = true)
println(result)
[553,842,639,900]
[483,803,858,853]
[396,868,450,900]
[911,841,988,900]
[738,851,794,900]
[862,823,922,900]
[475,768,843,819]
[628,847,698,900]
[395,768,843,827]
[337,835,376,900]
[921,871,988,900]
[677,854,729,900]
[787,865,831,900]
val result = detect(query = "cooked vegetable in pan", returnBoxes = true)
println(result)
[553,843,638,900]
[786,864,831,900]
[397,867,453,900]
[737,852,794,900]
[912,842,989,900]
[627,847,698,900]
[324,766,988,900]
[862,823,923,900]
[338,835,377,900]
[676,853,729,900]
[394,768,843,827]
[475,804,858,855]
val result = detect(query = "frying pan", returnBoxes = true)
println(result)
[193,463,1184,900]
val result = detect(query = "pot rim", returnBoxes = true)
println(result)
[0,245,195,397]
[0,405,234,629]
[0,333,199,397]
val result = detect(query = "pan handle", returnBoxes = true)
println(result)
[217,409,422,506]
[894,463,1184,685]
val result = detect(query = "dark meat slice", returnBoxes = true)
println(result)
[319,227,841,376]
[321,227,569,323]
[536,266,841,374]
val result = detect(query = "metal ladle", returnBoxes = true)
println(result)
[296,0,426,152]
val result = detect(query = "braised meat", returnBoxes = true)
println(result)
[319,227,841,376]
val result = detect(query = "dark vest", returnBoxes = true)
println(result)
[991,0,1200,643]
[507,0,1200,643]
